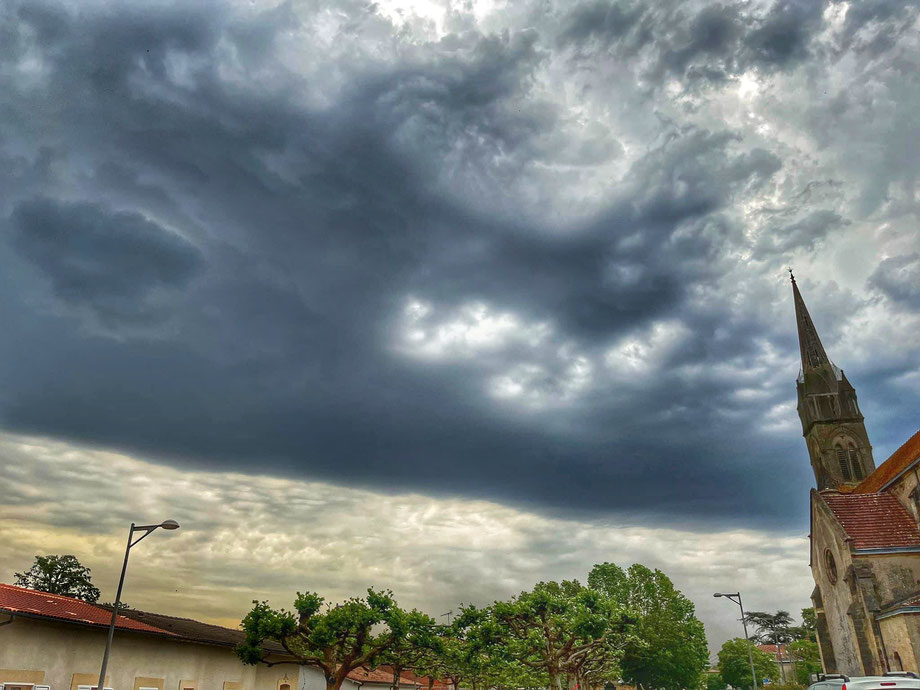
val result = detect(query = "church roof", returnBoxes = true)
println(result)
[821,492,920,551]
[854,429,920,494]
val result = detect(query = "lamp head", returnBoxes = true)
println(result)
[713,593,723,598]
[160,519,180,530]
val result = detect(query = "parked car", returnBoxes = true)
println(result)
[809,672,920,690]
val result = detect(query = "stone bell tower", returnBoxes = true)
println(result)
[793,273,875,490]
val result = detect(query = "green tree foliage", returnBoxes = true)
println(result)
[800,608,816,631]
[237,589,436,690]
[717,638,777,689]
[706,672,728,690]
[588,563,709,690]
[788,639,822,684]
[374,619,443,690]
[14,554,101,603]
[475,580,633,690]
[743,611,795,645]
[790,609,817,643]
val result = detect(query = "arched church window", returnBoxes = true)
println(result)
[849,444,863,480]
[836,445,853,481]
[824,549,838,584]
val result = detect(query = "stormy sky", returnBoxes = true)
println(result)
[1,0,919,650]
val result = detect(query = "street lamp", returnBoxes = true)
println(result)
[97,521,180,690]
[714,592,759,690]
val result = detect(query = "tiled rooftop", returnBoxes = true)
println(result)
[855,429,920,494]
[822,492,920,550]
[0,583,171,635]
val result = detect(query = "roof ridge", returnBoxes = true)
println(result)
[0,582,101,605]
[854,428,920,493]
[113,606,243,632]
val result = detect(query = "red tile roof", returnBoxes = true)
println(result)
[0,583,171,635]
[855,429,920,493]
[822,492,920,550]
[346,667,452,688]
[757,644,791,661]
[348,668,419,685]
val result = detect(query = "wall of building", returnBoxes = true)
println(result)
[299,667,361,690]
[858,554,920,608]
[0,617,297,690]
[812,498,877,675]
[878,615,920,673]
[889,471,920,524]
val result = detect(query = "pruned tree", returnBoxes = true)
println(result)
[475,580,633,690]
[439,610,512,690]
[374,619,442,690]
[237,589,435,690]
[15,554,101,603]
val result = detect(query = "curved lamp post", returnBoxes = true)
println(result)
[714,592,759,690]
[97,521,180,690]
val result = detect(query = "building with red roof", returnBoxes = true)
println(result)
[756,644,795,684]
[0,584,456,690]
[792,275,920,678]
[0,584,354,690]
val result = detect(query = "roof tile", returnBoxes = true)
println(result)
[822,492,920,550]
[855,429,920,493]
[0,583,171,635]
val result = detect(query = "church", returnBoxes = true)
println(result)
[794,275,920,674]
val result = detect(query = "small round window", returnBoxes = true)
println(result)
[825,549,838,584]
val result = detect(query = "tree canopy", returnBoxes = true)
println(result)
[238,562,707,690]
[742,610,795,645]
[237,589,437,690]
[14,554,101,603]
[717,638,777,689]
[788,639,822,685]
[481,579,633,690]
[588,562,709,690]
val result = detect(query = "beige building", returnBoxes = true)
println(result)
[0,584,404,690]
[792,275,920,675]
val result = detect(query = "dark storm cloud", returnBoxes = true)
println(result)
[755,210,847,255]
[10,198,203,322]
[869,254,920,309]
[0,0,917,530]
[557,0,830,89]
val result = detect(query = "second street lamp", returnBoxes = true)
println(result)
[97,520,180,690]
[714,592,759,689]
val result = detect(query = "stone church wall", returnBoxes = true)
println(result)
[878,615,920,673]
[889,470,920,523]
[812,498,871,675]
[862,555,920,608]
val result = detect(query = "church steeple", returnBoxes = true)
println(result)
[792,272,831,372]
[792,274,875,490]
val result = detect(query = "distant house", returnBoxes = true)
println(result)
[0,584,439,690]
[757,644,795,684]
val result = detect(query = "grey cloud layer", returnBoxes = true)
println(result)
[0,0,918,528]
[0,432,813,651]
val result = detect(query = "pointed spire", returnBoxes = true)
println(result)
[791,272,831,372]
